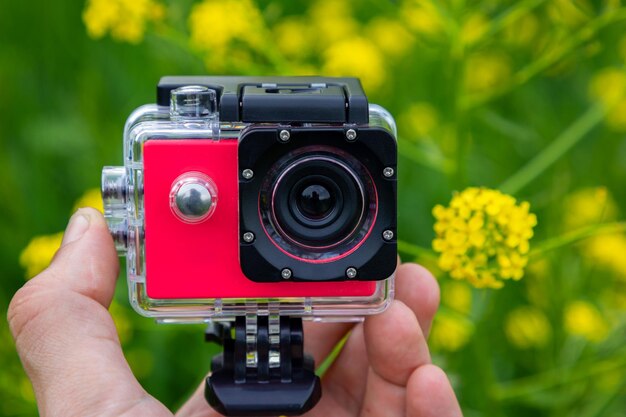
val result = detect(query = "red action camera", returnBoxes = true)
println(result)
[102,77,397,322]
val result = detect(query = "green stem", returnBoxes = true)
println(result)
[530,222,626,257]
[491,348,626,400]
[578,377,626,417]
[499,103,605,194]
[315,333,348,378]
[481,0,547,41]
[152,26,195,56]
[462,8,626,109]
[397,240,439,263]
[398,140,455,174]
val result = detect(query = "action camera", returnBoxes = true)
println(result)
[102,76,397,416]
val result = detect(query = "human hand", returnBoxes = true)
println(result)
[8,208,462,417]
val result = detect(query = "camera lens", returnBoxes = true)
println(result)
[296,183,334,220]
[259,146,377,261]
[273,157,362,248]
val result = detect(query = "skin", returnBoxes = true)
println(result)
[8,208,463,417]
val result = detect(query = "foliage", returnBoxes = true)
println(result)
[1,0,626,415]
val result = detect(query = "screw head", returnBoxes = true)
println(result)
[383,229,394,241]
[279,129,290,142]
[242,232,255,243]
[383,167,395,178]
[242,169,254,180]
[346,267,358,279]
[281,268,293,280]
[346,129,357,141]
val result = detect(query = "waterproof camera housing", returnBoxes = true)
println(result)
[102,76,397,324]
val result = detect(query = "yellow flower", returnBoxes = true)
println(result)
[432,188,537,289]
[400,102,439,139]
[366,18,414,57]
[19,232,64,279]
[83,0,164,44]
[562,187,618,230]
[309,0,358,45]
[585,234,626,281]
[589,67,626,131]
[189,0,263,52]
[464,52,511,94]
[604,99,626,132]
[460,13,489,47]
[505,306,552,349]
[401,0,444,38]
[73,188,105,213]
[589,67,626,107]
[441,281,472,315]
[323,37,386,92]
[429,311,474,352]
[273,18,312,59]
[564,300,609,343]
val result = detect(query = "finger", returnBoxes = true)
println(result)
[364,299,431,384]
[395,263,440,338]
[315,263,439,414]
[8,209,170,416]
[309,300,431,416]
[54,207,119,306]
[304,260,438,366]
[304,259,403,366]
[407,365,462,417]
[358,367,407,417]
[353,301,430,417]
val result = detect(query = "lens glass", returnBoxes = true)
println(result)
[296,183,334,220]
[259,145,377,262]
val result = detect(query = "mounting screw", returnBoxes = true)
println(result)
[346,267,358,279]
[383,167,395,178]
[242,169,254,180]
[281,268,292,280]
[346,129,357,141]
[383,229,394,241]
[242,232,255,243]
[279,129,290,142]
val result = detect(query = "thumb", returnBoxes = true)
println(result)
[52,207,119,306]
[8,208,170,416]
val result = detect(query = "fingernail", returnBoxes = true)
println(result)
[62,210,91,246]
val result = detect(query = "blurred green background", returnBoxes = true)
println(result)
[2,0,626,415]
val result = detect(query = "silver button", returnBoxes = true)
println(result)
[176,183,213,218]
[170,173,218,223]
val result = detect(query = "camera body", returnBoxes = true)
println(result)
[102,76,397,323]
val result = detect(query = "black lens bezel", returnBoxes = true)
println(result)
[239,126,397,283]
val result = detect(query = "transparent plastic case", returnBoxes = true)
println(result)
[103,85,397,324]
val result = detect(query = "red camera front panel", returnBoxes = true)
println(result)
[143,139,377,299]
